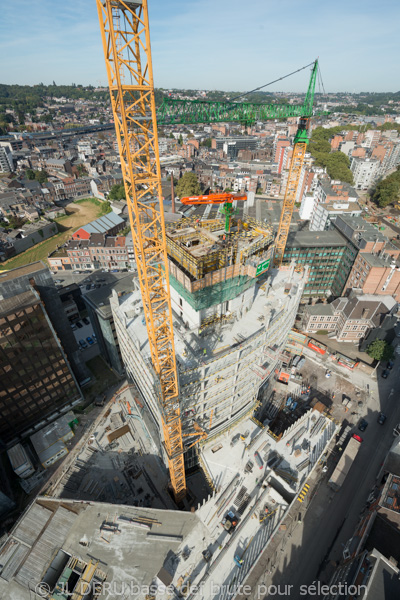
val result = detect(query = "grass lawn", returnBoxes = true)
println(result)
[0,199,110,271]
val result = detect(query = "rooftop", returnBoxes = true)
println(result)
[380,473,400,514]
[362,549,400,600]
[286,229,347,248]
[0,290,38,318]
[0,498,206,600]
[84,274,136,318]
[74,211,124,236]
[334,214,388,244]
[0,260,47,283]
[360,251,398,268]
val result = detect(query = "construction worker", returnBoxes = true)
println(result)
[203,348,207,356]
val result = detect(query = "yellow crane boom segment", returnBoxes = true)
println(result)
[96,0,186,501]
[273,140,308,267]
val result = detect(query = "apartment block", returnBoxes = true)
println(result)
[303,292,396,342]
[49,234,130,271]
[0,145,14,173]
[351,157,380,190]
[345,253,400,302]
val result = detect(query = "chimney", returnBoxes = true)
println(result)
[171,173,175,214]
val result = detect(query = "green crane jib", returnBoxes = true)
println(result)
[157,61,321,126]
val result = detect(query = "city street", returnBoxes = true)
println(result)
[238,350,400,599]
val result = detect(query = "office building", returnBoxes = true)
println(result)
[282,230,357,298]
[0,289,81,447]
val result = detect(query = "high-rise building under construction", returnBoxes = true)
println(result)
[111,201,307,467]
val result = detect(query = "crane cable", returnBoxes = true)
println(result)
[228,60,317,103]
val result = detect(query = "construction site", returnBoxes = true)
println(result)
[110,195,309,465]
[0,2,343,599]
[0,400,338,600]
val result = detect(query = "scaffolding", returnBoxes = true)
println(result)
[169,272,255,311]
[165,218,273,281]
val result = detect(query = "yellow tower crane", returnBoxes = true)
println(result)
[96,0,186,502]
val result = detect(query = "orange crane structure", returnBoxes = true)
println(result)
[180,193,247,233]
[96,0,186,502]
[96,0,320,502]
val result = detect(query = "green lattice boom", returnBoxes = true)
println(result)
[157,61,323,126]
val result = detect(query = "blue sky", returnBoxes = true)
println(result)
[0,0,399,92]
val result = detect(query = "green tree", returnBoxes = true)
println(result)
[76,164,88,177]
[308,138,331,154]
[26,168,36,180]
[366,339,394,362]
[108,183,126,201]
[371,167,400,208]
[201,138,212,148]
[35,170,48,184]
[324,152,354,184]
[178,134,183,146]
[176,172,202,197]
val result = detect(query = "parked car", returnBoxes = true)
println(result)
[387,360,395,370]
[358,419,368,432]
[86,336,94,345]
[76,321,83,329]
[86,284,91,290]
[382,369,390,379]
[377,412,387,425]
[83,317,90,325]
[79,339,88,348]
[70,324,77,331]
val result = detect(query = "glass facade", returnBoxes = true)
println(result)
[0,292,81,445]
[283,242,357,298]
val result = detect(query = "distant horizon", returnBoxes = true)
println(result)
[1,0,399,93]
[1,81,399,97]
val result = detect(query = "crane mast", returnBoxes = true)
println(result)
[273,60,318,266]
[96,0,186,501]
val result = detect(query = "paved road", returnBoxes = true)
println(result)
[237,355,400,600]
